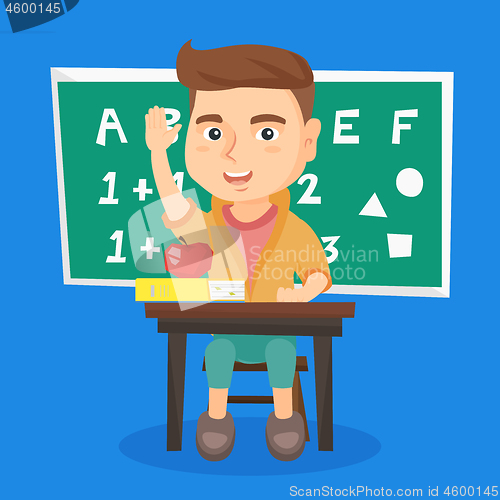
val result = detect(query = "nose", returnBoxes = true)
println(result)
[221,128,236,163]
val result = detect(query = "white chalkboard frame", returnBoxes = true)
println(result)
[51,68,453,297]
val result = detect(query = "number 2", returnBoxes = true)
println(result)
[297,173,321,204]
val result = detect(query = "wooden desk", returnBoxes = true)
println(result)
[145,302,355,452]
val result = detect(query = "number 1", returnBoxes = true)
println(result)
[99,172,119,204]
[173,171,184,192]
[106,230,126,263]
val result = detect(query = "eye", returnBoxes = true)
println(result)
[203,127,223,141]
[256,127,279,141]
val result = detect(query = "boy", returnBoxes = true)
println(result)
[145,41,331,461]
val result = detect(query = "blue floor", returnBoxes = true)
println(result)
[2,289,499,498]
[119,420,381,475]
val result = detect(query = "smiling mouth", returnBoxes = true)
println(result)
[223,170,253,186]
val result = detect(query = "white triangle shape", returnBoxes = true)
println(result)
[359,193,387,218]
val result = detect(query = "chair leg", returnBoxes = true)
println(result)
[292,371,310,442]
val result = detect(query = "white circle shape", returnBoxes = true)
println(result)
[396,168,424,197]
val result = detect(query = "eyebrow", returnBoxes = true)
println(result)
[196,114,223,124]
[250,114,286,125]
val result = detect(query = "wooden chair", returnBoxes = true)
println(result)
[202,356,310,441]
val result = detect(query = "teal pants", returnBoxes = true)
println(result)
[205,334,297,389]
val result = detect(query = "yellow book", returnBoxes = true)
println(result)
[135,278,245,302]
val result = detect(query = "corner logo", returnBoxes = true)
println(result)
[3,0,78,33]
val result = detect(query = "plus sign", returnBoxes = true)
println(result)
[140,237,161,260]
[133,179,153,201]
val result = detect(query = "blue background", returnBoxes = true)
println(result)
[1,1,499,498]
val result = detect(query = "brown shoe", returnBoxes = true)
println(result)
[266,411,305,461]
[196,411,235,461]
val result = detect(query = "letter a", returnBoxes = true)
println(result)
[96,108,128,146]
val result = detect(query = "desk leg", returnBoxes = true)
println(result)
[314,335,333,451]
[166,332,187,451]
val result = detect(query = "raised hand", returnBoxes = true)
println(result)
[145,105,182,152]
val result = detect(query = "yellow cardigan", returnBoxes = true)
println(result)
[162,188,332,302]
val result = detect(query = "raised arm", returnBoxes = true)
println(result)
[145,105,190,221]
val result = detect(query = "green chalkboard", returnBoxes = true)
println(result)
[51,68,452,297]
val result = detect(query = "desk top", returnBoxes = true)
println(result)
[145,302,355,319]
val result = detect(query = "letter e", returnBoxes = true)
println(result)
[333,109,359,144]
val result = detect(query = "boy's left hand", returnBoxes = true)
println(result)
[277,272,329,302]
[277,286,309,302]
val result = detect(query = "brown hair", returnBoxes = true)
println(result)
[176,41,315,122]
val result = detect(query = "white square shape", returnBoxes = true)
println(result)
[387,234,413,258]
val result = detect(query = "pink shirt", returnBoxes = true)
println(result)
[222,204,278,290]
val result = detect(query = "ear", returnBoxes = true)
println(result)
[303,118,321,162]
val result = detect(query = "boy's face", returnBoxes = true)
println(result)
[185,87,321,202]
